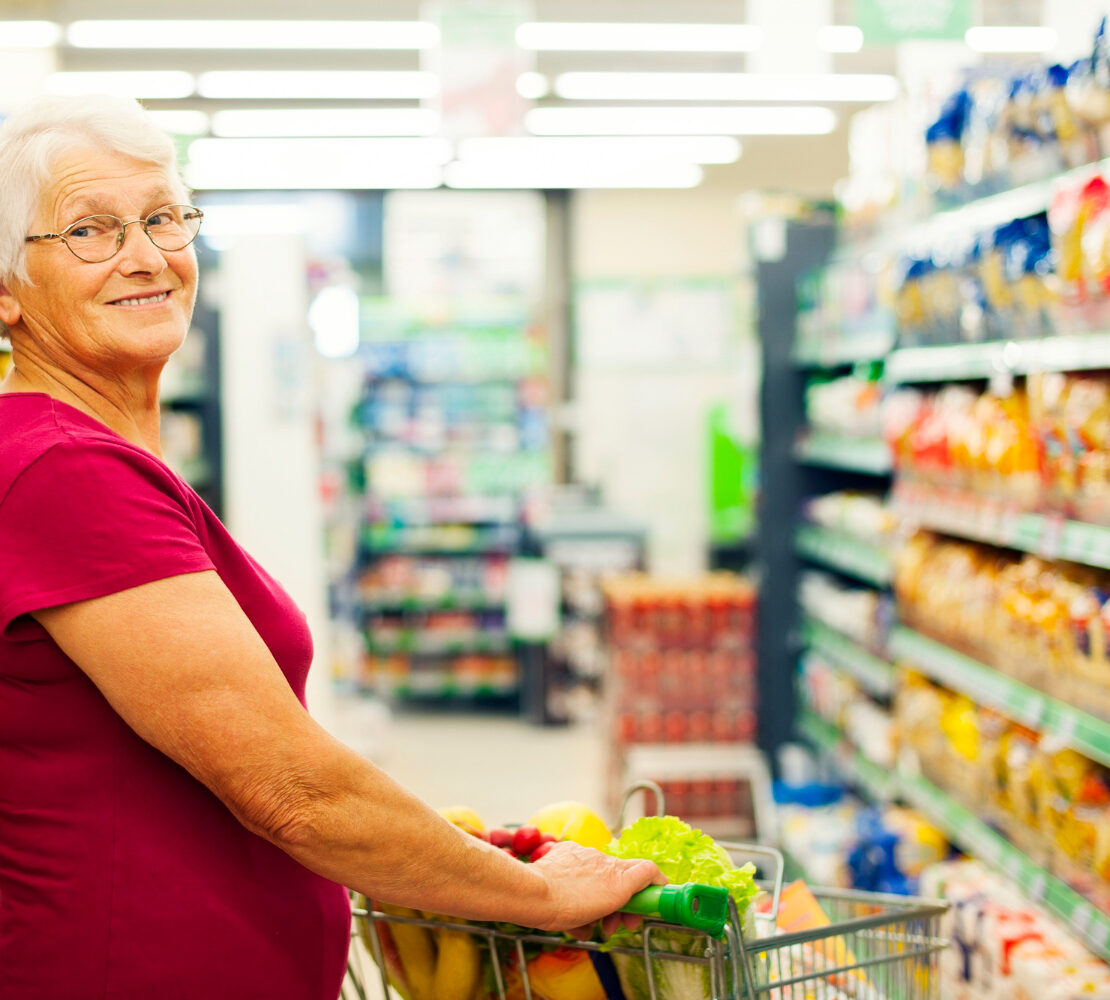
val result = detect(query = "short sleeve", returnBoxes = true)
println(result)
[0,440,215,636]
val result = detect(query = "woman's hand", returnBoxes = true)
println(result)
[525,840,666,937]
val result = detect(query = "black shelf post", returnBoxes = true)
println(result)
[754,218,836,772]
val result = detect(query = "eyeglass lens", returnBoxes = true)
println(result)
[65,206,203,262]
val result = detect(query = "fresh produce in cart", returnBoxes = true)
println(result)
[602,815,762,1000]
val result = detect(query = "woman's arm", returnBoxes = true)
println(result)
[34,570,663,930]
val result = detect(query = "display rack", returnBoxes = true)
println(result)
[800,617,895,698]
[895,482,1110,570]
[786,159,1110,968]
[793,524,892,588]
[885,332,1110,384]
[891,625,1110,769]
[349,303,550,708]
[800,708,1110,961]
[792,433,892,475]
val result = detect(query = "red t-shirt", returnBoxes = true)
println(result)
[0,394,350,999]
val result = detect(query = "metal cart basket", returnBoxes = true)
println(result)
[343,788,948,1000]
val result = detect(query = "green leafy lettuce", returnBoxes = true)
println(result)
[603,816,762,1000]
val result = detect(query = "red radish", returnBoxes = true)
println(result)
[500,846,518,858]
[488,827,513,849]
[538,833,557,845]
[529,840,556,862]
[511,825,543,858]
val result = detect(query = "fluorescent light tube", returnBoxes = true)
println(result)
[516,72,550,99]
[198,71,439,100]
[456,135,741,166]
[444,160,703,189]
[526,106,837,136]
[817,25,864,53]
[146,110,210,135]
[211,108,440,137]
[186,160,444,190]
[67,19,439,50]
[964,26,1058,53]
[44,71,195,99]
[188,136,452,167]
[0,21,62,47]
[516,21,764,52]
[554,72,898,103]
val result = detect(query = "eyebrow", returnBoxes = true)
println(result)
[63,190,181,221]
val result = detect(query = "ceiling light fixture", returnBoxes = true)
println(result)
[211,108,440,137]
[516,21,764,52]
[964,26,1058,53]
[146,110,210,135]
[456,135,741,166]
[817,25,864,53]
[198,71,439,100]
[44,71,195,99]
[186,160,444,190]
[0,21,62,47]
[67,19,439,50]
[526,106,837,136]
[516,72,550,99]
[553,72,898,103]
[444,161,703,189]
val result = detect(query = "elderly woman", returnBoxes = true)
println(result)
[0,95,663,999]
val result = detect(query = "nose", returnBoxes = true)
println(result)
[115,219,166,274]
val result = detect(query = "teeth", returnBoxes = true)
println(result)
[112,291,168,306]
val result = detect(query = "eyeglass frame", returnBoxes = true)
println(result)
[24,204,205,263]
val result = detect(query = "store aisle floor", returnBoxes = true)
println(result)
[333,701,606,1000]
[352,704,607,824]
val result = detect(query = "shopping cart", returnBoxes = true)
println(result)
[343,784,948,1000]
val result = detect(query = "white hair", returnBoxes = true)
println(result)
[0,94,186,335]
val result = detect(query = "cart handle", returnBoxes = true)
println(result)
[622,883,730,938]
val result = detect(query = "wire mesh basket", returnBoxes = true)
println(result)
[343,784,948,1000]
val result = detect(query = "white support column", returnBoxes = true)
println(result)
[219,235,335,732]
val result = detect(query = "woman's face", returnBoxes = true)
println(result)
[0,146,198,378]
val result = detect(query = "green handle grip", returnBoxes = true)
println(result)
[623,883,730,937]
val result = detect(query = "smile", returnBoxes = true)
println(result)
[108,291,170,306]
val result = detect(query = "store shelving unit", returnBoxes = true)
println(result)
[801,707,1110,960]
[800,617,895,698]
[350,306,550,708]
[792,433,892,475]
[785,161,1110,965]
[891,626,1110,769]
[793,524,893,588]
[885,332,1110,384]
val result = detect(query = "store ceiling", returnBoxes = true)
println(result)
[8,0,1053,196]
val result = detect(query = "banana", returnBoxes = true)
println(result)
[378,902,438,1000]
[432,926,483,1000]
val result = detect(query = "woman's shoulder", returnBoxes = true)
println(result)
[0,393,178,502]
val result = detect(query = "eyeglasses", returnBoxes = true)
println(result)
[24,205,204,263]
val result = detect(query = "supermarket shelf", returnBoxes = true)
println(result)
[885,333,1110,384]
[364,632,511,656]
[794,524,893,588]
[793,327,894,368]
[360,593,506,613]
[891,626,1110,769]
[843,159,1107,261]
[800,617,895,697]
[793,434,892,476]
[895,484,1110,571]
[796,710,898,801]
[899,769,1110,961]
[801,709,1110,959]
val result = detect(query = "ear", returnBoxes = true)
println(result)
[0,282,21,328]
